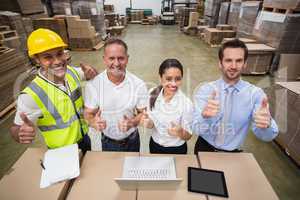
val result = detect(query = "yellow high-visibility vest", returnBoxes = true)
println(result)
[23,65,88,148]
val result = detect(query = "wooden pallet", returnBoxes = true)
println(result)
[262,6,300,14]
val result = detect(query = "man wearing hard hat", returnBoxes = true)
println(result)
[10,28,97,151]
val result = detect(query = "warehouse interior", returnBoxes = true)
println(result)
[0,0,299,200]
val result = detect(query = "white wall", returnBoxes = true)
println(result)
[104,0,162,15]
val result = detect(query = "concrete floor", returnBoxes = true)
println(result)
[0,24,299,199]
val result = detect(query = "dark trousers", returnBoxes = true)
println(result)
[101,129,140,152]
[78,133,91,153]
[150,137,187,154]
[194,136,242,154]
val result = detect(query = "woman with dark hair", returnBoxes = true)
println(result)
[140,59,194,154]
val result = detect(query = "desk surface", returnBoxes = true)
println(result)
[0,148,70,200]
[137,153,206,200]
[198,152,279,200]
[67,151,138,200]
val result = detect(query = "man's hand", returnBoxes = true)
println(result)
[254,97,271,129]
[140,110,154,128]
[19,112,35,144]
[202,90,220,118]
[91,109,107,132]
[80,63,98,80]
[118,115,134,132]
[167,122,183,138]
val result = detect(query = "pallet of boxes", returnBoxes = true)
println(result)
[202,24,236,46]
[253,0,300,74]
[0,44,33,117]
[66,15,102,51]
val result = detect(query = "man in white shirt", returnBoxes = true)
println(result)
[84,38,148,152]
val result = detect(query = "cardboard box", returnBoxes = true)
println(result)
[253,11,300,54]
[0,0,44,15]
[272,82,300,166]
[263,0,300,11]
[188,12,199,27]
[237,1,262,38]
[275,54,300,81]
[203,27,236,45]
[0,148,72,200]
[242,43,275,74]
[216,24,233,30]
[222,37,257,44]
[218,2,230,24]
[67,152,138,200]
[228,1,242,30]
[199,152,279,200]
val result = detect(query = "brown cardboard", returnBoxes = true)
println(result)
[67,151,137,200]
[203,28,236,45]
[242,43,275,74]
[275,54,300,81]
[137,154,205,200]
[216,24,233,30]
[0,148,71,200]
[222,37,257,44]
[188,12,199,27]
[198,152,279,200]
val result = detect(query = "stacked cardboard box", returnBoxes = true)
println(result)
[0,26,21,50]
[203,27,236,45]
[0,46,31,112]
[72,0,106,38]
[51,0,72,15]
[275,54,300,81]
[130,10,144,22]
[263,0,300,10]
[0,11,33,55]
[66,15,101,50]
[228,1,242,30]
[0,0,44,15]
[222,37,257,44]
[179,7,197,29]
[105,13,119,27]
[237,1,262,38]
[242,43,275,74]
[189,12,199,27]
[204,0,225,27]
[218,2,230,24]
[268,82,300,165]
[33,18,68,44]
[253,11,300,54]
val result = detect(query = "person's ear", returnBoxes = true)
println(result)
[218,60,222,69]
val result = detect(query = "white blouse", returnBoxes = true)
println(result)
[148,88,194,147]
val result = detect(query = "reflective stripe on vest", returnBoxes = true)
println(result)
[27,82,84,131]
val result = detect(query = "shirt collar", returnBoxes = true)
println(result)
[105,69,128,87]
[157,88,181,104]
[219,78,244,92]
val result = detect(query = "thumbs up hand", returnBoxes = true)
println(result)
[118,115,134,132]
[80,63,98,80]
[140,110,154,128]
[254,97,271,129]
[19,112,35,144]
[92,108,106,131]
[202,90,220,118]
[167,122,183,138]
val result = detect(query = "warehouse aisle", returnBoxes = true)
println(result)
[0,24,299,200]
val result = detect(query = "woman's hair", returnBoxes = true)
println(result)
[149,59,183,110]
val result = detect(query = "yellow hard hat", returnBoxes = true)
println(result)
[27,28,67,58]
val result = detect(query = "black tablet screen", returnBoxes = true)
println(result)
[188,167,228,197]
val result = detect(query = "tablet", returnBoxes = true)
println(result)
[188,167,229,198]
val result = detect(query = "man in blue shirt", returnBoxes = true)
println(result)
[193,39,278,153]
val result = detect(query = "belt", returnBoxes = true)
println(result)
[102,131,137,145]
